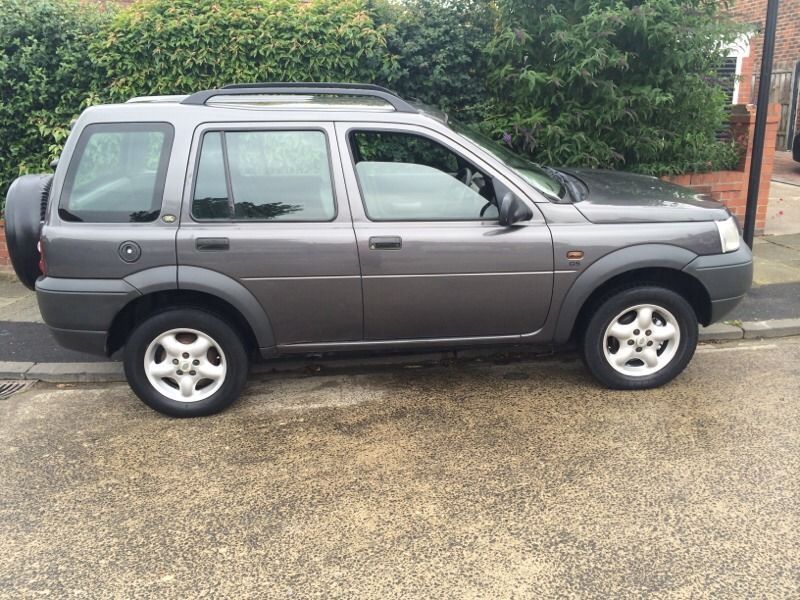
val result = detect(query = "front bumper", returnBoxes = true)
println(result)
[682,244,753,323]
[35,277,140,357]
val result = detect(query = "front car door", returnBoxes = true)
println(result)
[335,122,554,341]
[177,122,362,346]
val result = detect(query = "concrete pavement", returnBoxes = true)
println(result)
[0,277,41,324]
[752,233,800,285]
[765,182,800,236]
[1,337,799,597]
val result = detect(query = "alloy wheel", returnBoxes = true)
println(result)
[143,328,227,402]
[602,304,681,377]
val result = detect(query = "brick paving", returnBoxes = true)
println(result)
[772,150,800,186]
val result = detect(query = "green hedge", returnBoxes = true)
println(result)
[373,0,495,121]
[484,0,745,175]
[0,0,111,202]
[1,0,744,212]
[92,0,397,101]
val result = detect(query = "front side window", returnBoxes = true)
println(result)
[192,130,335,221]
[349,130,500,221]
[60,123,173,223]
[450,121,565,199]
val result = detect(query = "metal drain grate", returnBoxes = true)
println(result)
[0,381,34,400]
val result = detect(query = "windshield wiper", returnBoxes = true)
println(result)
[543,167,584,203]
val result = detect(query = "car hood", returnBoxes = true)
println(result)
[559,168,730,223]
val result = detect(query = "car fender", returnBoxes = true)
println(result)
[177,266,276,350]
[124,265,178,295]
[552,244,698,344]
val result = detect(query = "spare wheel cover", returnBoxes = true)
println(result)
[4,174,53,290]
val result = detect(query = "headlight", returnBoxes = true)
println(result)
[715,216,741,253]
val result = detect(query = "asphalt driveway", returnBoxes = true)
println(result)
[1,337,799,598]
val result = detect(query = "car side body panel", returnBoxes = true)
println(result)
[42,114,193,281]
[333,121,555,341]
[28,97,752,363]
[549,243,700,344]
[178,266,276,351]
[175,121,363,346]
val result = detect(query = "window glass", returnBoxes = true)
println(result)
[60,123,173,223]
[450,121,565,199]
[192,132,230,219]
[352,131,459,173]
[349,130,499,221]
[192,130,335,221]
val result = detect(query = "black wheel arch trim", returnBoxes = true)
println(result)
[177,265,276,350]
[36,276,140,333]
[37,266,275,356]
[552,244,699,344]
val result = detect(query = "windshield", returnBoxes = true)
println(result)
[451,121,565,199]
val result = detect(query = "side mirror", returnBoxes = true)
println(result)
[498,192,533,226]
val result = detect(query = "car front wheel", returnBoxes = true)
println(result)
[582,286,698,389]
[123,309,248,417]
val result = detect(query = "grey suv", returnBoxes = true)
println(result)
[4,83,753,417]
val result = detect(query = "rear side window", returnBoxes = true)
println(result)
[192,130,335,221]
[60,123,173,223]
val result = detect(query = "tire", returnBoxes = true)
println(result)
[581,285,698,389]
[123,308,249,417]
[4,174,52,290]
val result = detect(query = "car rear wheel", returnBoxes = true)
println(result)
[123,308,248,417]
[582,286,698,389]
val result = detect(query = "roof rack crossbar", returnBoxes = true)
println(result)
[181,82,418,113]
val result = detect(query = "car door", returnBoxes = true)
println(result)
[336,122,554,341]
[177,122,362,345]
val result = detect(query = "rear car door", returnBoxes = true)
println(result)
[176,122,362,345]
[336,122,554,341]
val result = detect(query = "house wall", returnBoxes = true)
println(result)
[733,0,800,75]
[732,0,800,137]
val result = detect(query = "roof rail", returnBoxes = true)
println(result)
[181,82,418,113]
[127,94,189,104]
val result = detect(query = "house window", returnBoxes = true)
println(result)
[717,56,739,105]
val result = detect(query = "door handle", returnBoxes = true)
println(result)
[369,236,402,250]
[196,237,230,251]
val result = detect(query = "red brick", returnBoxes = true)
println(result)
[731,0,800,132]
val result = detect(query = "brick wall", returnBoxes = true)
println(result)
[732,0,800,74]
[0,222,9,270]
[731,0,800,133]
[664,103,781,235]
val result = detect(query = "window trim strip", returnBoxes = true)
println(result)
[218,131,236,218]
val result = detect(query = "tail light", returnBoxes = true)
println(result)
[37,239,47,276]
